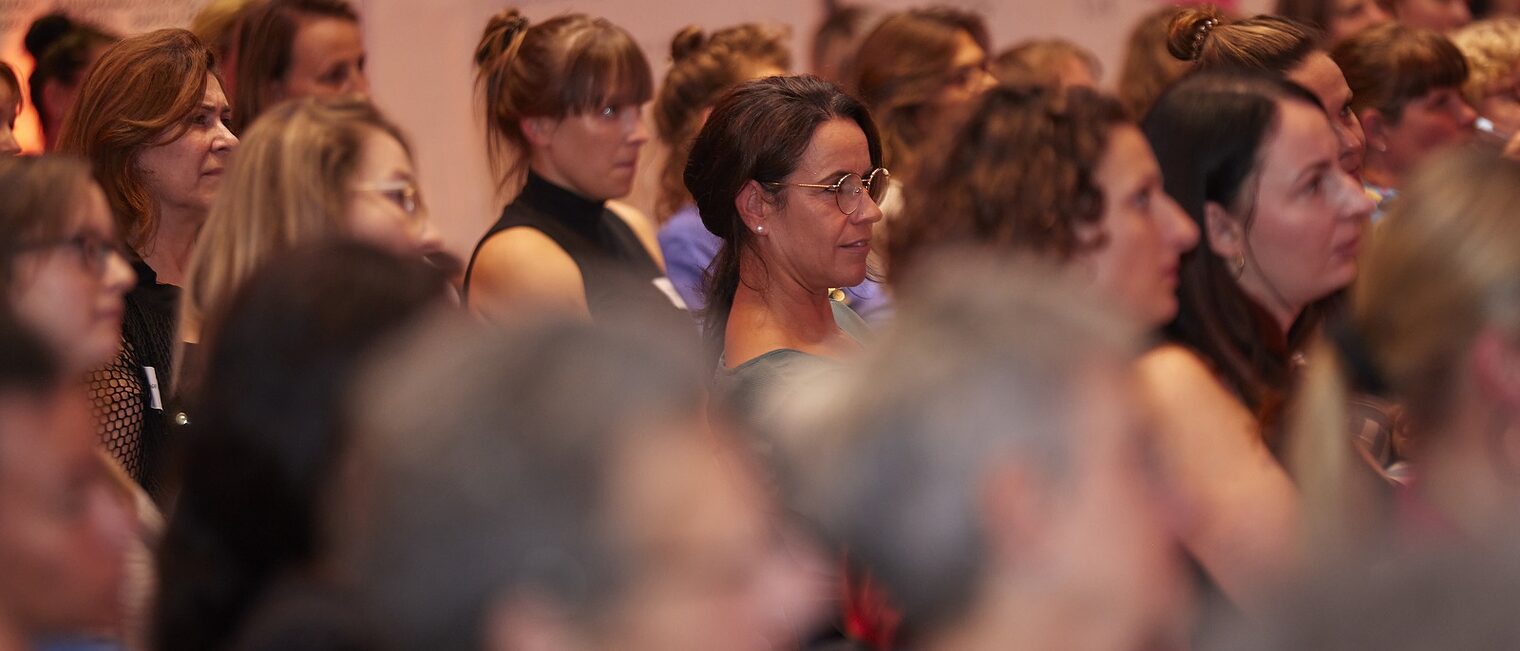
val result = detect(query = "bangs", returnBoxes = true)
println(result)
[559,27,653,114]
[1385,34,1469,116]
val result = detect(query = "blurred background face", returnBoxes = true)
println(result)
[927,30,996,123]
[1289,51,1367,179]
[1378,86,1477,178]
[597,421,824,651]
[345,128,443,258]
[0,388,134,637]
[135,75,237,220]
[1392,0,1471,31]
[278,16,368,100]
[1034,363,1189,650]
[1328,0,1392,43]
[9,184,135,372]
[1085,125,1198,328]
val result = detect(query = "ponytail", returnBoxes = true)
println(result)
[474,8,531,191]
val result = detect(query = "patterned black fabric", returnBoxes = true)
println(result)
[88,257,178,500]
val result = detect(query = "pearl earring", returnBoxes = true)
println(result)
[756,225,765,234]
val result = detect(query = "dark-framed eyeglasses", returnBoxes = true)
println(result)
[13,234,129,275]
[762,167,891,216]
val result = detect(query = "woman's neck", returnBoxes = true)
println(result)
[138,206,203,287]
[723,252,842,364]
[1238,278,1303,338]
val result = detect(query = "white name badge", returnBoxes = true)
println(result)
[144,366,164,411]
[652,277,688,310]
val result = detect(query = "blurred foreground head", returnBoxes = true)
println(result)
[0,313,133,644]
[776,251,1190,650]
[338,315,820,651]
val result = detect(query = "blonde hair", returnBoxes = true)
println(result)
[1289,143,1520,548]
[182,96,412,337]
[1450,18,1520,108]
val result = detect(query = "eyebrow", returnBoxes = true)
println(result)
[810,169,854,184]
[1294,160,1332,186]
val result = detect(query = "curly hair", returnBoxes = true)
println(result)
[889,84,1128,281]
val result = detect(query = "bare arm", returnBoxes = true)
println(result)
[1137,344,1301,614]
[466,227,591,323]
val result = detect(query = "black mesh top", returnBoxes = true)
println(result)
[88,258,178,500]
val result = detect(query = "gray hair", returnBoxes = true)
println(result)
[772,250,1144,631]
[335,313,705,651]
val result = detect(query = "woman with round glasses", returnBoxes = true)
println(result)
[1,156,136,375]
[178,96,443,399]
[464,9,684,325]
[685,75,885,420]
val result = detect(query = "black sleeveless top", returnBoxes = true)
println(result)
[463,172,688,323]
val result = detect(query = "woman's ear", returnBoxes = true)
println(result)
[1203,200,1244,261]
[735,180,772,236]
[1359,108,1389,154]
[519,116,558,149]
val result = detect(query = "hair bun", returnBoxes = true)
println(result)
[1165,7,1223,62]
[670,25,707,62]
[474,8,530,67]
[24,12,75,58]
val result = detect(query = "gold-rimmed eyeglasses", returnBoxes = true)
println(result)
[762,167,890,215]
[352,180,423,216]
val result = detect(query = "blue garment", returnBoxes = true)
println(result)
[657,204,722,313]
[657,204,895,323]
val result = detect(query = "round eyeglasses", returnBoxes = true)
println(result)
[763,167,891,215]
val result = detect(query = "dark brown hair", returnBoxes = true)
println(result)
[23,13,119,136]
[473,8,653,193]
[230,0,360,135]
[684,76,881,357]
[811,1,876,84]
[850,6,988,176]
[1275,0,1338,34]
[654,23,791,219]
[1332,22,1469,121]
[890,85,1129,281]
[1169,6,1323,73]
[0,63,17,105]
[55,28,218,253]
[1141,72,1328,437]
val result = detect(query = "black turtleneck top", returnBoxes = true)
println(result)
[463,172,688,322]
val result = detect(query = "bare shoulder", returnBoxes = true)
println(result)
[606,199,666,269]
[467,227,588,321]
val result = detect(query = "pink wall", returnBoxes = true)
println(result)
[3,0,1271,257]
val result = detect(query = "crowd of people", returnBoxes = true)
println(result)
[2,0,1520,649]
